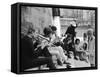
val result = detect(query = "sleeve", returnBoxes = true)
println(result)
[27,39,42,57]
[65,27,70,35]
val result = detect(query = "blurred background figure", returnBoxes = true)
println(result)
[87,28,95,67]
[83,33,88,43]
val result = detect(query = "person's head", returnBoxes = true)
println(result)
[49,25,57,34]
[87,28,94,37]
[83,33,87,41]
[83,43,87,50]
[43,27,53,38]
[75,38,80,45]
[27,28,35,36]
[27,28,39,39]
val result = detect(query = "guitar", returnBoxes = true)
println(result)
[32,32,62,48]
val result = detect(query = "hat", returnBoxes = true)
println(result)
[70,21,76,27]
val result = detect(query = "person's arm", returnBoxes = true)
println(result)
[92,37,95,55]
[65,26,70,35]
[75,45,83,52]
[28,38,44,57]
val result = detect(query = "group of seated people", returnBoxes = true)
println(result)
[20,24,95,71]
[75,29,95,67]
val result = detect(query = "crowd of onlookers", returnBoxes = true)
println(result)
[20,22,95,71]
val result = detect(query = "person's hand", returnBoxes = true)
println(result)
[41,40,49,49]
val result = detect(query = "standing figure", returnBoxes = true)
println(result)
[64,21,78,60]
[87,28,95,67]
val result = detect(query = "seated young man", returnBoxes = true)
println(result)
[49,25,63,47]
[20,28,56,71]
[42,27,69,66]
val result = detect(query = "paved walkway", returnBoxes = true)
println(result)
[25,58,90,71]
[56,58,90,69]
[67,58,90,68]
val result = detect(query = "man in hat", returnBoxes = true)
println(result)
[20,28,56,71]
[64,21,78,60]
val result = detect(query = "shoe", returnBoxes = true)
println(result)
[63,61,71,65]
[66,64,71,68]
[74,57,78,60]
[57,59,63,66]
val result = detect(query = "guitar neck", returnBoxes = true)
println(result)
[37,33,50,42]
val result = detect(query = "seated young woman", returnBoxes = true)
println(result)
[75,38,89,62]
[75,38,84,60]
[81,42,89,63]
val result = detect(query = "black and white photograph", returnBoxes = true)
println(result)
[11,3,97,74]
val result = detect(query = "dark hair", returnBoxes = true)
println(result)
[27,28,35,34]
[83,33,87,38]
[83,43,87,50]
[50,25,57,32]
[43,27,53,36]
[75,38,80,44]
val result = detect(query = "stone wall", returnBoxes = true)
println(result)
[21,6,53,35]
[60,9,95,28]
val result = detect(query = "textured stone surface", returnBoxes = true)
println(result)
[21,6,53,35]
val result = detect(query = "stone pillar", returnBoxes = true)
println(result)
[52,8,61,37]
